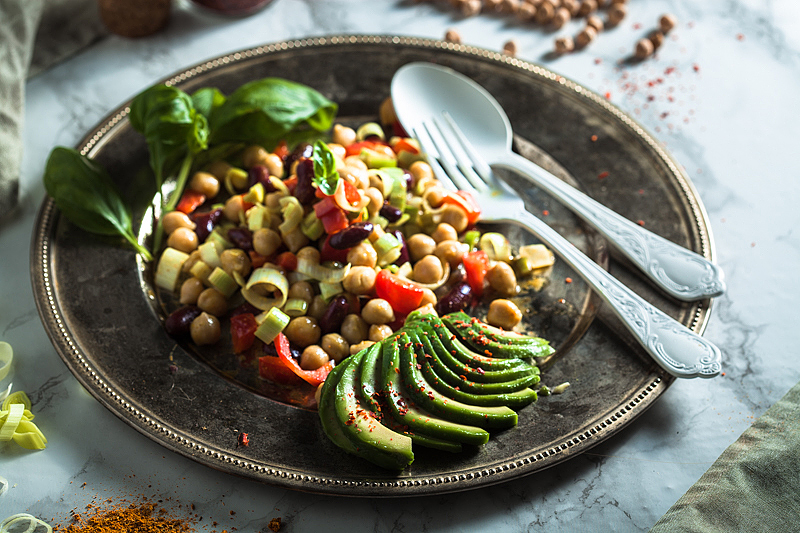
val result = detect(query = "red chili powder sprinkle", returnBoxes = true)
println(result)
[637,220,645,226]
[598,171,609,179]
[565,277,573,283]
[591,134,598,141]
[542,210,550,216]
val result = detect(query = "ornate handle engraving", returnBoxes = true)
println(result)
[500,152,726,302]
[515,210,722,379]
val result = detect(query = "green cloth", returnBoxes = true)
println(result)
[652,380,800,532]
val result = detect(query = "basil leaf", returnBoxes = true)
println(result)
[192,87,226,120]
[43,147,152,260]
[129,85,209,186]
[208,78,337,148]
[312,140,340,196]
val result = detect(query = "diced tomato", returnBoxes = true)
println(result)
[283,175,297,193]
[275,251,298,271]
[274,333,333,386]
[391,121,409,138]
[392,138,419,155]
[374,269,425,315]
[342,180,361,205]
[319,234,350,263]
[345,140,394,158]
[272,140,290,161]
[248,250,269,269]
[175,189,206,214]
[258,355,303,385]
[319,208,348,234]
[313,195,339,218]
[462,250,490,297]
[230,313,258,353]
[442,190,482,226]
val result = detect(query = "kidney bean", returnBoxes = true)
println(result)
[227,227,253,251]
[190,208,223,242]
[247,165,277,192]
[165,305,202,337]
[230,302,260,317]
[283,142,313,172]
[435,282,473,316]
[329,221,374,250]
[391,230,409,266]
[379,203,402,223]
[319,295,350,334]
[294,158,315,205]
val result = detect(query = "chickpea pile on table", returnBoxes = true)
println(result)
[156,107,555,385]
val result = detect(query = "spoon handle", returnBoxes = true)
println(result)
[497,151,726,302]
[509,209,722,379]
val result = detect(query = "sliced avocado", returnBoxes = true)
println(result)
[442,311,555,359]
[414,323,536,383]
[421,329,541,394]
[399,333,518,429]
[410,330,539,409]
[358,338,462,453]
[318,358,358,455]
[333,352,414,470]
[381,333,490,446]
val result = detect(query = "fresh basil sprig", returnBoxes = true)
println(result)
[43,147,153,261]
[312,140,341,196]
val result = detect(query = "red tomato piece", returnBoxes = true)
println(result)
[319,208,348,234]
[342,180,361,205]
[374,269,425,315]
[344,140,394,158]
[273,140,290,161]
[319,234,350,263]
[462,250,490,297]
[248,250,269,269]
[442,190,482,226]
[230,313,258,353]
[313,195,339,218]
[393,138,419,155]
[274,333,333,386]
[276,251,298,272]
[258,355,303,385]
[175,189,206,214]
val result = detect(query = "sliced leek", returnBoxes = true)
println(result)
[284,298,309,317]
[243,182,266,204]
[189,260,213,284]
[208,267,238,298]
[278,196,303,235]
[373,232,402,266]
[247,204,270,231]
[0,513,53,533]
[0,342,11,382]
[296,258,350,283]
[198,241,222,269]
[479,232,513,262]
[242,267,289,311]
[255,307,290,344]
[155,247,189,291]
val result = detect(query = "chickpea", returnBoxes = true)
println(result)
[182,250,202,273]
[635,38,654,60]
[190,312,221,345]
[344,156,368,171]
[308,295,329,321]
[179,277,205,305]
[535,0,554,23]
[435,239,468,268]
[486,299,523,331]
[425,185,447,208]
[300,345,330,371]
[607,3,626,26]
[502,39,518,57]
[167,227,199,254]
[296,246,321,265]
[220,248,251,278]
[340,165,370,190]
[332,124,357,146]
[407,233,436,262]
[223,195,245,223]
[587,14,604,33]
[577,0,596,17]
[343,266,377,295]
[555,36,575,55]
[379,97,397,126]
[346,242,378,268]
[445,28,462,43]
[284,316,321,348]
[197,288,228,317]
[264,153,284,178]
[409,161,434,184]
[328,143,346,163]
[321,333,350,363]
[440,204,469,233]
[364,187,384,217]
[340,313,368,345]
[659,13,677,34]
[552,7,571,29]
[369,324,393,342]
[419,288,437,307]
[431,222,459,244]
[350,340,375,355]
[189,171,220,198]
[206,160,231,181]
[413,255,444,285]
[264,191,283,209]
[361,298,394,325]
[576,26,597,49]
[252,228,282,257]
[487,262,518,297]
[288,280,315,303]
[162,211,195,235]
[242,145,270,168]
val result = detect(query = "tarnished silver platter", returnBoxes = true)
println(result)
[31,36,716,496]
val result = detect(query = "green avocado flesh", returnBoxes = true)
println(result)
[317,312,552,470]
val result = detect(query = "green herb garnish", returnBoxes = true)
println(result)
[312,140,340,196]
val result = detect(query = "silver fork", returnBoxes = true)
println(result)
[412,114,722,379]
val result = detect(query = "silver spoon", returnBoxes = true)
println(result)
[391,62,726,302]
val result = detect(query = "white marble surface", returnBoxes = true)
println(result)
[2,0,799,530]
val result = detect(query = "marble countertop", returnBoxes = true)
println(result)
[2,0,799,530]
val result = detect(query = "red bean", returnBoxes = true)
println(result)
[165,305,202,337]
[329,222,374,250]
[319,295,350,334]
[294,158,315,205]
[392,230,409,266]
[191,208,223,242]
[247,165,277,192]
[283,143,313,174]
[379,203,402,223]
[227,227,253,251]
[435,282,473,315]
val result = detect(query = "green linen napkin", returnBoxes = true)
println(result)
[651,379,800,532]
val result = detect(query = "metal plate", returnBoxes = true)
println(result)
[31,36,716,496]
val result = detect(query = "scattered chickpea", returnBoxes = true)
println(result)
[499,0,520,13]
[220,248,251,278]
[361,298,395,325]
[321,333,350,363]
[414,255,445,285]
[341,313,369,345]
[314,383,324,405]
[575,26,597,49]
[252,227,282,257]
[223,195,245,223]
[440,204,469,233]
[197,288,228,317]
[344,156,368,171]
[459,0,482,16]
[409,161,434,184]
[284,316,321,347]
[206,160,231,181]
[378,97,397,126]
[167,227,199,254]
[586,14,603,33]
[635,38,654,59]
[332,124,357,146]
[562,0,579,16]
[308,295,329,321]
[296,246,321,265]
[161,211,195,235]
[606,3,626,26]
[288,281,315,303]
[241,145,270,169]
[577,0,596,17]
[517,2,536,21]
[435,239,468,268]
[300,345,330,371]
[555,36,575,54]
[659,13,677,34]
[431,222,459,244]
[407,233,437,262]
[364,187,384,217]
[487,261,518,296]
[534,0,554,24]
[190,312,221,345]
[551,7,571,29]
[486,299,523,331]
[346,242,378,268]
[369,324,394,342]
[350,340,375,355]
[263,153,284,178]
[648,30,665,50]
[182,250,202,273]
[343,265,377,295]
[502,39,518,56]
[425,185,447,208]
[179,277,204,305]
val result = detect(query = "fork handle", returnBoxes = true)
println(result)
[496,151,726,302]
[511,209,722,379]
